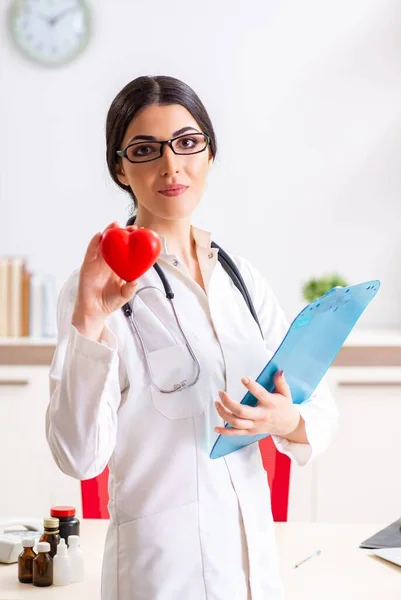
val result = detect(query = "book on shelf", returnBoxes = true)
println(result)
[0,259,8,337]
[0,256,57,339]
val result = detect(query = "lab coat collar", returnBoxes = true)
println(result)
[159,225,212,257]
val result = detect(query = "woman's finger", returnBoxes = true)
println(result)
[214,425,253,436]
[83,231,103,263]
[102,221,119,233]
[218,391,262,420]
[215,400,254,430]
[241,377,275,408]
[121,280,138,301]
[86,222,118,265]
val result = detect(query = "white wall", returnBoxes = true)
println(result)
[1,0,400,327]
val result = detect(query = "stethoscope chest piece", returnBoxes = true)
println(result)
[121,272,201,394]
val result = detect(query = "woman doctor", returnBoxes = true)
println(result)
[46,75,338,600]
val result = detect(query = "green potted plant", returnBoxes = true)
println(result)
[302,273,349,303]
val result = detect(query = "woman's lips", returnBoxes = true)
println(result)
[158,186,188,197]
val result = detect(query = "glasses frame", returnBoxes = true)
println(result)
[116,132,210,164]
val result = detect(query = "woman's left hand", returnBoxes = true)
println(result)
[214,370,300,437]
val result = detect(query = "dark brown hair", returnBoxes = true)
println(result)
[106,75,217,217]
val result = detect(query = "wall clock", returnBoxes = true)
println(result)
[9,0,92,67]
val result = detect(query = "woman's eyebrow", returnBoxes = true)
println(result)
[127,126,199,144]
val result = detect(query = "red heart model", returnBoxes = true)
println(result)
[100,227,162,282]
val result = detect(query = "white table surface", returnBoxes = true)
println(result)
[0,520,400,599]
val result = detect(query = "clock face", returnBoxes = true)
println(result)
[9,0,91,67]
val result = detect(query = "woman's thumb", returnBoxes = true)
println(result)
[83,232,103,264]
[274,370,291,399]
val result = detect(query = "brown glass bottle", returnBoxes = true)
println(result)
[33,542,53,587]
[50,505,80,543]
[18,538,37,583]
[39,517,60,558]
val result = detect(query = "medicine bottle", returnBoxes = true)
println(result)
[68,535,84,583]
[33,542,53,587]
[39,517,60,558]
[18,538,37,583]
[50,506,80,543]
[53,538,71,586]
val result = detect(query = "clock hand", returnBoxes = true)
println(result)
[36,12,54,25]
[49,7,79,27]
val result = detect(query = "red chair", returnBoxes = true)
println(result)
[258,437,291,522]
[81,438,291,521]
[81,468,110,519]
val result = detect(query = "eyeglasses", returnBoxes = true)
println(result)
[117,132,210,164]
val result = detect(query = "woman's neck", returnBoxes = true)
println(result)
[134,213,197,264]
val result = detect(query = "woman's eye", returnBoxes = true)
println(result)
[178,137,197,149]
[134,145,154,156]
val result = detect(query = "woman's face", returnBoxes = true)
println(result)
[117,104,213,221]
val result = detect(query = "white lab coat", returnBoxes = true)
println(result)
[46,226,338,600]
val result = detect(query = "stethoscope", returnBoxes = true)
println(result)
[120,225,264,395]
[121,262,201,394]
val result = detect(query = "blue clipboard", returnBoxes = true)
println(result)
[210,279,380,460]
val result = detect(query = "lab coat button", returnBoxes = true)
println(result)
[208,253,213,259]
[173,259,179,266]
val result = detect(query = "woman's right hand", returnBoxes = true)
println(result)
[71,222,138,340]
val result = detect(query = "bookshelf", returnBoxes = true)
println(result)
[0,256,57,340]
[0,336,57,345]
[1,330,401,366]
[0,337,56,365]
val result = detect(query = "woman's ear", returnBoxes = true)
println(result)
[116,161,129,186]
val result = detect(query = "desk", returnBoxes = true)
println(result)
[276,522,401,599]
[0,520,399,599]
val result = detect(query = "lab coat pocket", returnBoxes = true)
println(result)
[118,503,204,599]
[149,341,210,419]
